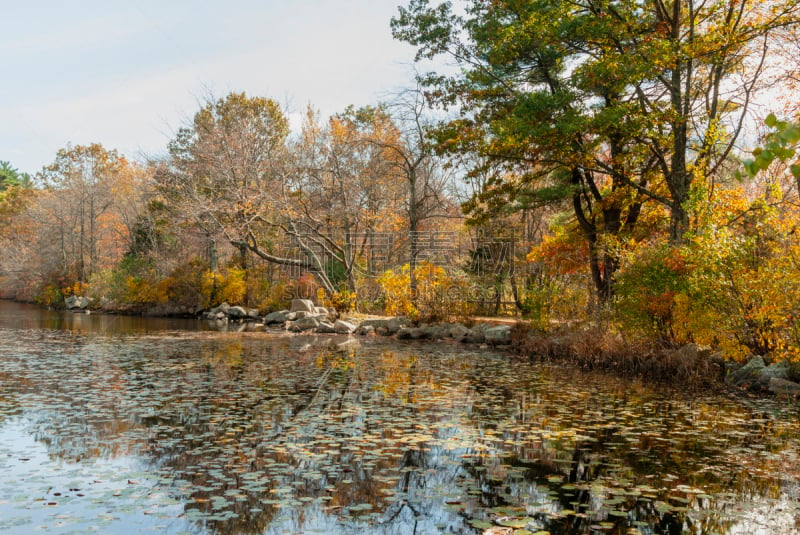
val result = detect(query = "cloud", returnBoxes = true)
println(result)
[1,0,420,172]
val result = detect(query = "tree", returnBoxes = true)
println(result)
[165,92,290,276]
[165,93,402,298]
[37,144,133,283]
[392,0,800,299]
[294,105,407,288]
[365,88,457,301]
[0,160,32,192]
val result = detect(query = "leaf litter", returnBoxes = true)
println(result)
[0,328,799,533]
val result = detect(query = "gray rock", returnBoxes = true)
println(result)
[421,324,445,340]
[206,311,228,322]
[290,299,317,313]
[315,306,329,316]
[334,320,357,334]
[768,377,800,397]
[459,325,487,344]
[358,325,376,336]
[397,327,427,340]
[446,323,471,339]
[288,316,320,332]
[316,321,336,334]
[65,296,90,310]
[485,325,512,345]
[227,306,248,319]
[761,360,793,385]
[264,310,292,324]
[725,355,766,388]
[247,308,260,319]
[359,318,388,330]
[386,317,409,334]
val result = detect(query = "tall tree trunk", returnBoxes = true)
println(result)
[408,168,419,306]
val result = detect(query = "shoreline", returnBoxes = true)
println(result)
[11,297,800,400]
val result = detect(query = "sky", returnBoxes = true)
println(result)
[1,1,427,174]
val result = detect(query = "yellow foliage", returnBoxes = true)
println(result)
[378,265,416,318]
[377,261,473,321]
[201,267,247,307]
[62,281,89,298]
[616,180,800,362]
[323,288,357,314]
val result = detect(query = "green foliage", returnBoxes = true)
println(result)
[35,284,64,308]
[0,160,30,191]
[741,115,800,179]
[614,244,692,343]
[395,0,798,249]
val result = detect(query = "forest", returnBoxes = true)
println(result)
[2,0,800,365]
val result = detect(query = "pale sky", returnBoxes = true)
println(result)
[1,1,423,174]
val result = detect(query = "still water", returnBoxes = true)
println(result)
[0,300,798,534]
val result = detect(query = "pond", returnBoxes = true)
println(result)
[0,300,798,534]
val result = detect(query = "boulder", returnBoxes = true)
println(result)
[725,355,766,389]
[315,306,329,316]
[334,320,357,334]
[359,318,388,330]
[446,323,471,339]
[264,310,293,324]
[65,296,90,310]
[290,299,317,313]
[358,325,376,336]
[726,356,794,392]
[386,317,409,335]
[761,360,793,385]
[316,321,336,334]
[768,377,800,397]
[397,327,427,340]
[484,325,512,345]
[227,306,248,319]
[421,324,446,340]
[288,316,320,332]
[206,311,228,322]
[459,325,487,344]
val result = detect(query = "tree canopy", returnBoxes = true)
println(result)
[392,0,800,302]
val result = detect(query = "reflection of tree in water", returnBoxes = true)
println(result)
[455,366,799,535]
[3,331,800,534]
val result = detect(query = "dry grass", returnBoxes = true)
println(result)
[510,322,725,389]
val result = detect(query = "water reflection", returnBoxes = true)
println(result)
[0,302,799,534]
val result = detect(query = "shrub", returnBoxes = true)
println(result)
[200,267,246,307]
[614,243,692,344]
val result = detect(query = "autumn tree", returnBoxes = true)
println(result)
[165,93,401,298]
[37,144,135,283]
[363,88,457,301]
[294,105,407,288]
[392,0,800,301]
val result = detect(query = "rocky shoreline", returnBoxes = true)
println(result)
[65,297,800,399]
[204,299,516,346]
